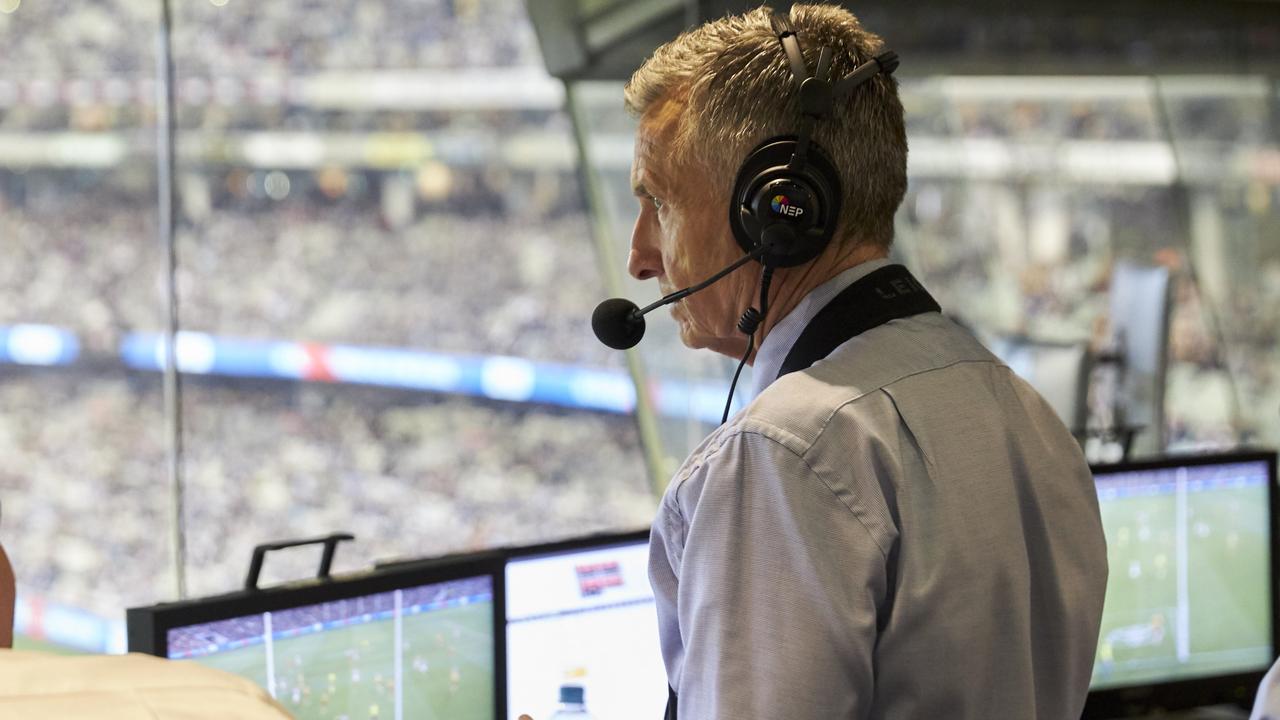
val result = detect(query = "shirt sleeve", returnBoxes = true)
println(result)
[1252,658,1280,720]
[671,428,889,719]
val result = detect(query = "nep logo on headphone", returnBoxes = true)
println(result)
[771,194,805,218]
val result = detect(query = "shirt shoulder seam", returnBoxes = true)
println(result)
[804,357,1001,451]
[736,428,893,560]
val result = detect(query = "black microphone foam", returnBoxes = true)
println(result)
[592,297,646,350]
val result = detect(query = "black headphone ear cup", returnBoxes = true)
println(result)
[729,137,842,268]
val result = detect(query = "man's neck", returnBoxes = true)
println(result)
[754,242,890,355]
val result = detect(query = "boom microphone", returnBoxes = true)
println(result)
[592,298,646,350]
[591,245,769,350]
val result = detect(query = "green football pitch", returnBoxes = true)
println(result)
[12,635,85,655]
[1091,484,1270,689]
[194,602,494,720]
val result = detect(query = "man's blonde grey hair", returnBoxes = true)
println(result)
[624,3,907,248]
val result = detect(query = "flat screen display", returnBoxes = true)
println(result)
[505,539,666,720]
[1090,458,1272,689]
[166,575,495,720]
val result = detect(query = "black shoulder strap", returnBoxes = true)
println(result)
[777,264,940,379]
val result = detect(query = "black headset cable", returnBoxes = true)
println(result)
[722,265,775,425]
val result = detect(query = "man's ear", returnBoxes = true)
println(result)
[0,542,13,649]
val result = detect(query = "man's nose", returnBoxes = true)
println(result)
[628,214,662,281]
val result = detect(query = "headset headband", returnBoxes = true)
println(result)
[768,11,900,171]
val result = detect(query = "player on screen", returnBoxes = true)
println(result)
[1106,613,1167,651]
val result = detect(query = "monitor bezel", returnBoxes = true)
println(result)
[1082,449,1279,718]
[503,527,649,563]
[127,550,507,718]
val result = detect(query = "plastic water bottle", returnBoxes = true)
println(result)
[547,684,594,719]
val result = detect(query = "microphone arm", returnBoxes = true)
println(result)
[592,244,771,351]
[636,245,770,316]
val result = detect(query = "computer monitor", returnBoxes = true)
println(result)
[1084,451,1278,717]
[129,560,503,720]
[504,530,665,720]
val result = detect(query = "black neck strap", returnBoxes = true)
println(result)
[776,264,940,380]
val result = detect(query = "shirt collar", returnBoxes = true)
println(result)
[748,257,894,401]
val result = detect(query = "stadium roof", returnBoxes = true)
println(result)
[526,0,1280,80]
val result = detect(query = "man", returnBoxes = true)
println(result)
[625,5,1108,718]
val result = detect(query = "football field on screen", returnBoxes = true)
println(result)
[1092,483,1269,689]
[193,602,494,720]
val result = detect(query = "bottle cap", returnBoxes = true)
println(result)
[559,684,585,705]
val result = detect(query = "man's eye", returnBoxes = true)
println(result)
[652,196,665,211]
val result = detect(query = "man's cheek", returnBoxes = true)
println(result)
[676,321,707,350]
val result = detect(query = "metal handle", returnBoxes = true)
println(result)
[244,532,355,590]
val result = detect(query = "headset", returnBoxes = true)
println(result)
[730,11,899,269]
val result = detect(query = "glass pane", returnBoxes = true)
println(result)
[894,75,1279,456]
[0,0,165,652]
[168,0,652,601]
[570,73,1279,465]
[1156,77,1278,450]
[568,81,751,477]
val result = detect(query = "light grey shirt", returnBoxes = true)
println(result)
[1253,658,1280,720]
[650,262,1109,719]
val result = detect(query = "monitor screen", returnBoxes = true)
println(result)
[165,575,496,720]
[505,537,666,720]
[1090,456,1273,690]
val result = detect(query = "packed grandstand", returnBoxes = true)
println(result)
[0,0,1277,655]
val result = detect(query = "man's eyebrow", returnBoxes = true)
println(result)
[632,181,650,198]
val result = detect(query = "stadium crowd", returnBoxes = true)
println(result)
[0,370,653,622]
[0,182,161,351]
[943,97,1159,141]
[0,0,1276,658]
[0,174,619,369]
[0,0,645,631]
[0,0,538,78]
[898,177,1280,450]
[168,615,266,658]
[177,205,617,368]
